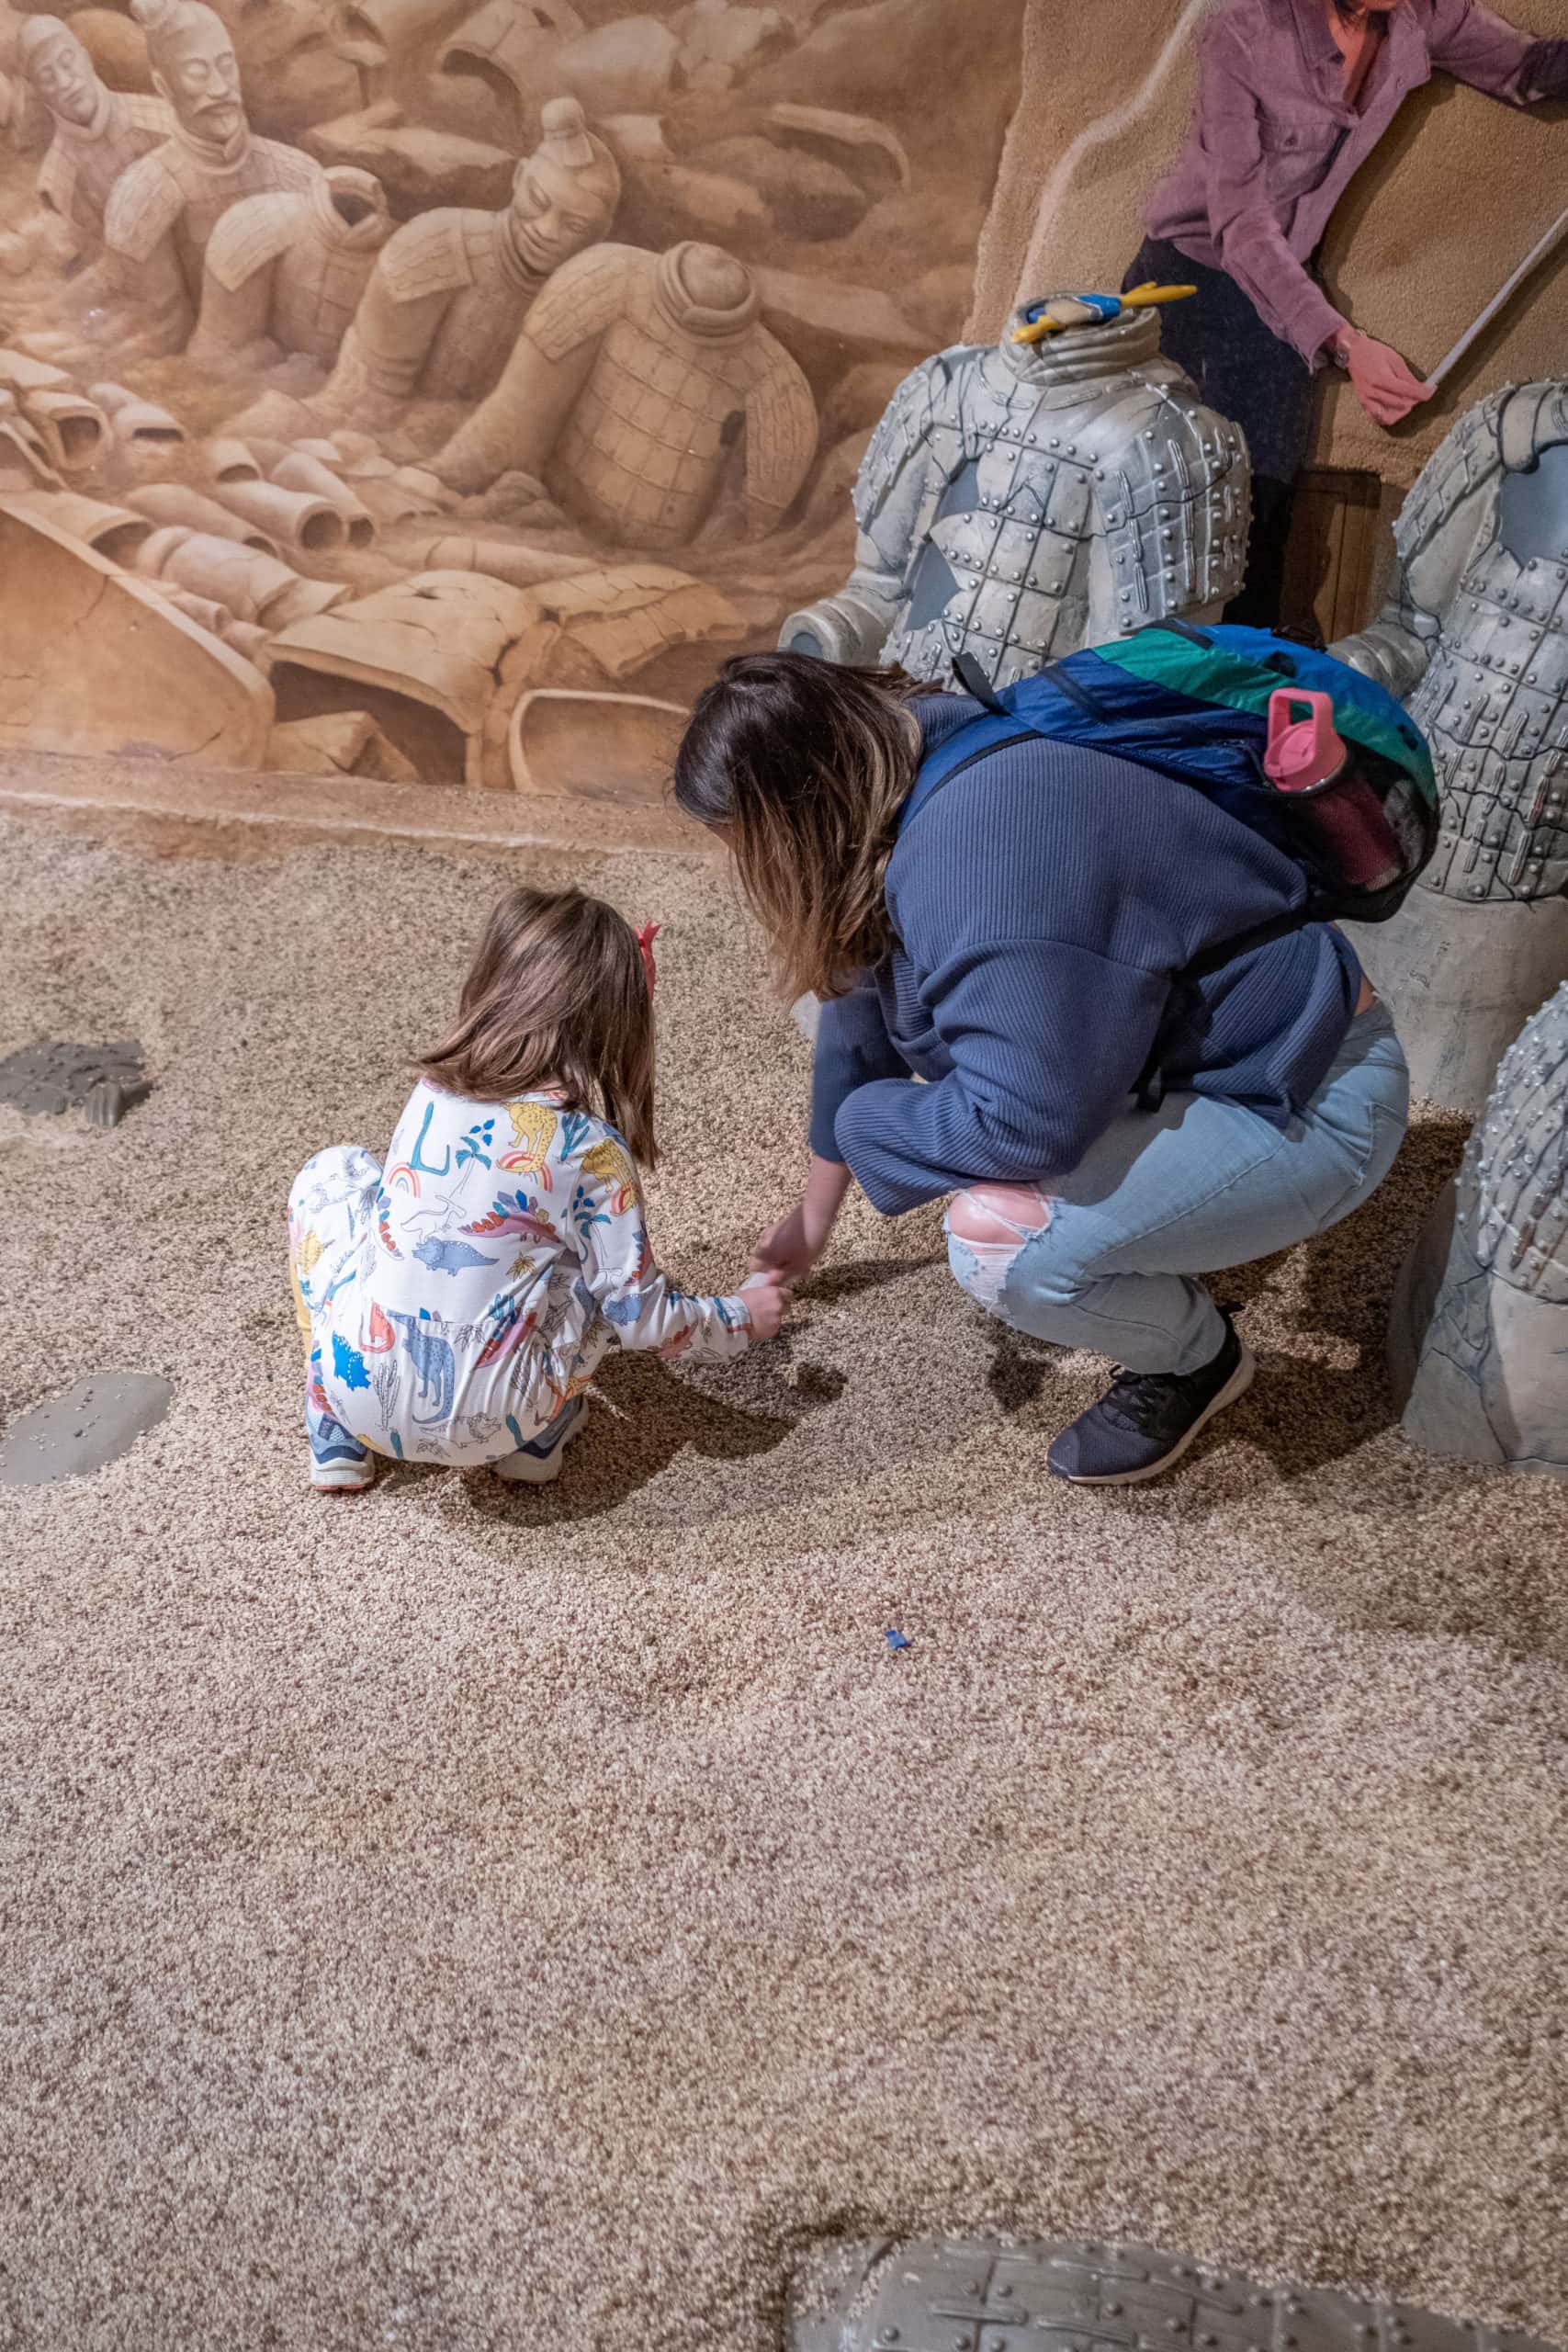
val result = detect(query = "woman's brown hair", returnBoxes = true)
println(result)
[671,650,923,1001]
[417,885,658,1165]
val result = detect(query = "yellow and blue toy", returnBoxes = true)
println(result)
[1010,282,1196,346]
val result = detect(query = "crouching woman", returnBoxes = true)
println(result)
[672,651,1409,1486]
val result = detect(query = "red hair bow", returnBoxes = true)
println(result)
[636,920,660,997]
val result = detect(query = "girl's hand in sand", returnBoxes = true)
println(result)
[739,1270,793,1341]
[751,1156,853,1283]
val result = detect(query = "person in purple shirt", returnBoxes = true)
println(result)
[1127,0,1568,624]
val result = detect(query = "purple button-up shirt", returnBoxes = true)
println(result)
[1146,0,1537,368]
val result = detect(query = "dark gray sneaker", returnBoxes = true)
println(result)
[1047,1312,1255,1486]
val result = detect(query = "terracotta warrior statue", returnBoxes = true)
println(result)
[429,239,818,551]
[1334,382,1568,1114]
[319,97,620,418]
[1389,978,1568,1481]
[778,293,1250,684]
[18,16,173,247]
[105,0,320,352]
[192,164,392,368]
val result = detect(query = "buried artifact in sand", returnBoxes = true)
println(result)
[1389,978,1568,1480]
[0,1373,173,1486]
[790,2236,1560,2352]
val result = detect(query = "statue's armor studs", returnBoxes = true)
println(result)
[1357,383,1568,905]
[784,303,1249,684]
[1464,979,1568,1302]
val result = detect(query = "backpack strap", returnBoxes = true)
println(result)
[901,651,1116,834]
[952,650,1010,713]
[1130,906,1317,1110]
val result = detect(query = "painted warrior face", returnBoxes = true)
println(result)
[158,15,244,145]
[28,29,99,128]
[509,154,613,276]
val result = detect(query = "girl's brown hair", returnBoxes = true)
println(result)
[671,650,923,1001]
[417,885,658,1165]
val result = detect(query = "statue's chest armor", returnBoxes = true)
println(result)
[424,253,534,401]
[1411,522,1568,902]
[274,232,382,364]
[170,147,302,283]
[880,361,1247,687]
[70,125,142,222]
[1464,981,1568,1303]
[557,306,753,548]
[895,415,1100,676]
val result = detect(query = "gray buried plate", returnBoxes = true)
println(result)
[0,1373,173,1485]
[0,1040,151,1125]
[788,2237,1557,2352]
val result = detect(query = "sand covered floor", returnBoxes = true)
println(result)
[5,816,1568,2352]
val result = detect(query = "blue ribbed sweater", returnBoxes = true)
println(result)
[810,693,1363,1216]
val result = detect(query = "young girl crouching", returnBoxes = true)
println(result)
[287,885,790,1491]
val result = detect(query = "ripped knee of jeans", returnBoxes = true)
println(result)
[945,1183,1054,1310]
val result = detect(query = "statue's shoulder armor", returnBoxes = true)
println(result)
[104,146,183,259]
[378,208,480,303]
[853,347,970,526]
[522,240,647,363]
[203,187,310,290]
[1395,389,1513,563]
[1498,380,1568,470]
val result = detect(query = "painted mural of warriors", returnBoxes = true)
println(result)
[1390,978,1568,1481]
[319,97,620,419]
[18,17,174,246]
[104,0,319,352]
[1334,381,1568,1113]
[191,164,392,367]
[779,296,1250,684]
[430,240,818,552]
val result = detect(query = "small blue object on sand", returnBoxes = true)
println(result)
[885,1628,912,1652]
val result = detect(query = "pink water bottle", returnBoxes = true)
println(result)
[1264,688,1402,890]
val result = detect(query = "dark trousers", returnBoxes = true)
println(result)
[1124,233,1318,629]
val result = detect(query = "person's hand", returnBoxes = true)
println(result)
[750,1204,827,1283]
[1335,329,1433,428]
[750,1156,853,1282]
[739,1270,793,1341]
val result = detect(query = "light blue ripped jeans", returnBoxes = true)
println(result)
[944,1001,1409,1375]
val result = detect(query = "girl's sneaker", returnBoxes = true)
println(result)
[492,1396,586,1485]
[310,1453,376,1493]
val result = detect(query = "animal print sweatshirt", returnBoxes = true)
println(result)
[300,1083,753,1464]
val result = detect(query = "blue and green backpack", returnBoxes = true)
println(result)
[905,620,1438,967]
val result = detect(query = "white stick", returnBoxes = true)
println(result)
[1426,202,1568,390]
